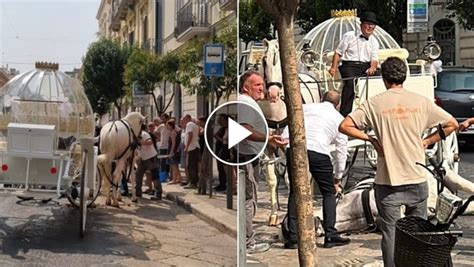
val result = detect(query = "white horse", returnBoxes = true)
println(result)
[314,167,474,235]
[256,39,322,225]
[97,112,145,207]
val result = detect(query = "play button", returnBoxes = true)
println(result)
[228,118,252,149]
[204,101,268,166]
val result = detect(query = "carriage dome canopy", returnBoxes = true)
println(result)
[296,10,400,58]
[0,62,95,140]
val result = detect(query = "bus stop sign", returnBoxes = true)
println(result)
[204,44,224,77]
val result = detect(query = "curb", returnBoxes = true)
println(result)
[162,187,237,239]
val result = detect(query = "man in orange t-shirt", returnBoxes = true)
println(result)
[339,57,458,267]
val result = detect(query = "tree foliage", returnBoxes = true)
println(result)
[124,47,166,114]
[447,0,474,30]
[239,0,273,46]
[124,47,162,95]
[82,38,131,116]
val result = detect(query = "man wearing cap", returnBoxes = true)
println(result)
[329,11,380,117]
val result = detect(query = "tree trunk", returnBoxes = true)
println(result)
[255,1,317,266]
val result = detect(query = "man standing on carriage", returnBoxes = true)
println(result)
[328,11,380,117]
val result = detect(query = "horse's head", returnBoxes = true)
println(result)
[262,39,283,103]
[123,112,146,137]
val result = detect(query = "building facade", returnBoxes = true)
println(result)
[404,0,474,66]
[96,0,237,119]
[0,67,20,88]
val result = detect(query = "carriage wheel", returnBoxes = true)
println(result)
[79,152,87,238]
[67,142,102,208]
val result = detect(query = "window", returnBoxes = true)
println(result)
[433,19,456,65]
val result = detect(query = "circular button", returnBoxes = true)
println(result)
[204,101,268,166]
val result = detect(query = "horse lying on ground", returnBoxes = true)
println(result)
[97,112,145,207]
[316,169,474,235]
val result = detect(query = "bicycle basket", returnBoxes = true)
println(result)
[394,216,457,267]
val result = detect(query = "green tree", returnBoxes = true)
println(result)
[124,47,164,115]
[239,0,273,47]
[447,0,474,30]
[82,38,131,117]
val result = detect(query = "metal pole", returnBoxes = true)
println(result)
[209,77,215,198]
[238,167,246,266]
[226,102,233,210]
[226,165,233,209]
[416,32,421,57]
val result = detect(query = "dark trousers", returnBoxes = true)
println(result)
[186,148,201,186]
[135,157,161,197]
[239,154,258,247]
[339,61,370,117]
[287,150,337,243]
[374,182,428,267]
[216,147,230,188]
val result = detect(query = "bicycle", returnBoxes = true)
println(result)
[394,150,474,267]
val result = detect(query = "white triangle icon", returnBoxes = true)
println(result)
[228,118,252,149]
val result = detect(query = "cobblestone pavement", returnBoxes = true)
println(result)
[247,145,474,266]
[0,192,236,266]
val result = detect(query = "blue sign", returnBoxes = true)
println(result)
[204,44,224,77]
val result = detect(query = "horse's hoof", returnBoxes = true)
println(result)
[268,215,279,226]
[112,203,120,208]
[131,198,138,203]
[105,200,111,206]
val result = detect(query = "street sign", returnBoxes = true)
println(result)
[132,81,150,107]
[204,44,224,77]
[407,0,429,33]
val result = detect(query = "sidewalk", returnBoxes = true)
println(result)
[161,180,237,238]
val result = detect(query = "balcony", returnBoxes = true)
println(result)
[175,0,210,42]
[219,0,236,11]
[110,0,134,32]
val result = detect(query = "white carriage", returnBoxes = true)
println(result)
[296,9,458,174]
[0,62,99,237]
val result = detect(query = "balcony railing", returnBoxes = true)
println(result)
[175,0,210,41]
[219,0,236,11]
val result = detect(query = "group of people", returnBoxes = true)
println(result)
[118,111,235,201]
[240,10,472,267]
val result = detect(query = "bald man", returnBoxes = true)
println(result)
[282,91,350,249]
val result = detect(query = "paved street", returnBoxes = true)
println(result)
[248,144,474,266]
[0,192,236,266]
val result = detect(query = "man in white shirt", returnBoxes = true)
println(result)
[238,70,288,254]
[329,11,380,116]
[282,91,350,249]
[182,114,200,189]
